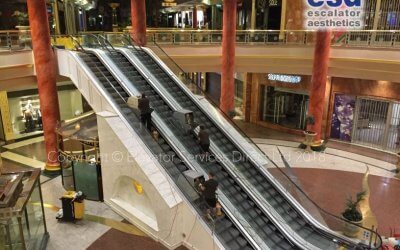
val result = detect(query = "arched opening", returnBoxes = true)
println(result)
[111,176,159,231]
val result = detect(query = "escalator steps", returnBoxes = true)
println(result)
[110,51,309,249]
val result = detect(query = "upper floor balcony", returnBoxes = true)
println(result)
[2,29,400,50]
[2,29,400,84]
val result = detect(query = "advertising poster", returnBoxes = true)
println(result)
[331,94,356,141]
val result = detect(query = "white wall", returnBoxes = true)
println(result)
[58,88,83,120]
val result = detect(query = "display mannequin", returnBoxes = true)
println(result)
[36,109,42,129]
[24,100,34,132]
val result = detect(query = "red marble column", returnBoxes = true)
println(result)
[308,31,331,142]
[131,0,147,46]
[220,0,237,115]
[27,0,61,171]
[193,6,198,29]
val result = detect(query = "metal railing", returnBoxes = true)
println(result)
[141,29,400,48]
[3,29,400,52]
[0,30,31,51]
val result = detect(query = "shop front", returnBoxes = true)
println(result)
[328,77,400,153]
[249,73,313,133]
[248,73,400,152]
[205,72,245,119]
[0,84,87,142]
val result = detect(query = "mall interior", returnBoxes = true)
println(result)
[1,0,400,249]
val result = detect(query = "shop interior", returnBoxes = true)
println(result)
[6,85,86,141]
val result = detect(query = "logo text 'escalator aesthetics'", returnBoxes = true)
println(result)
[305,0,364,30]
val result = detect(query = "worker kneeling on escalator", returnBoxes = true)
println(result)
[197,125,210,156]
[200,172,219,220]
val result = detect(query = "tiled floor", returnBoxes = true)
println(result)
[276,168,400,237]
[235,120,399,165]
[2,161,175,250]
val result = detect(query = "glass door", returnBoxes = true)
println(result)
[259,86,309,130]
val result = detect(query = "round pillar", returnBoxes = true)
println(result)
[308,31,331,143]
[27,0,61,171]
[131,0,147,46]
[220,0,237,115]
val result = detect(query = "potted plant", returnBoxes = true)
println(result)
[12,10,29,30]
[342,191,366,238]
[301,115,317,151]
[304,115,316,134]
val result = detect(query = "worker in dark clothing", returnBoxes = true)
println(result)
[138,93,152,130]
[200,172,219,220]
[197,125,210,155]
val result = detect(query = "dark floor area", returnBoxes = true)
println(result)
[88,228,188,250]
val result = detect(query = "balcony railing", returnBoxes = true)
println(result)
[2,29,400,51]
[0,30,31,51]
[144,29,400,47]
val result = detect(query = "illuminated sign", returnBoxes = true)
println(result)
[304,0,364,30]
[268,74,302,84]
[269,0,279,6]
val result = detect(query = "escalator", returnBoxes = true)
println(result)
[103,51,298,249]
[112,46,372,249]
[77,51,256,250]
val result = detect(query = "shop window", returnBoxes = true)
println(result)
[6,86,85,140]
[8,95,43,138]
[259,85,309,130]
[330,94,400,153]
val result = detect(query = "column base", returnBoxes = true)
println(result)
[227,110,236,118]
[395,154,400,178]
[44,162,61,173]
[299,140,326,152]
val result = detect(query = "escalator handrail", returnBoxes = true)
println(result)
[98,35,117,53]
[69,35,86,52]
[101,47,266,249]
[76,50,245,249]
[119,46,307,249]
[134,40,382,249]
[87,47,218,223]
[83,33,110,52]
[123,33,143,54]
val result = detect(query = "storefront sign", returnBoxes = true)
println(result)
[268,74,302,84]
[269,0,279,6]
[304,0,364,30]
